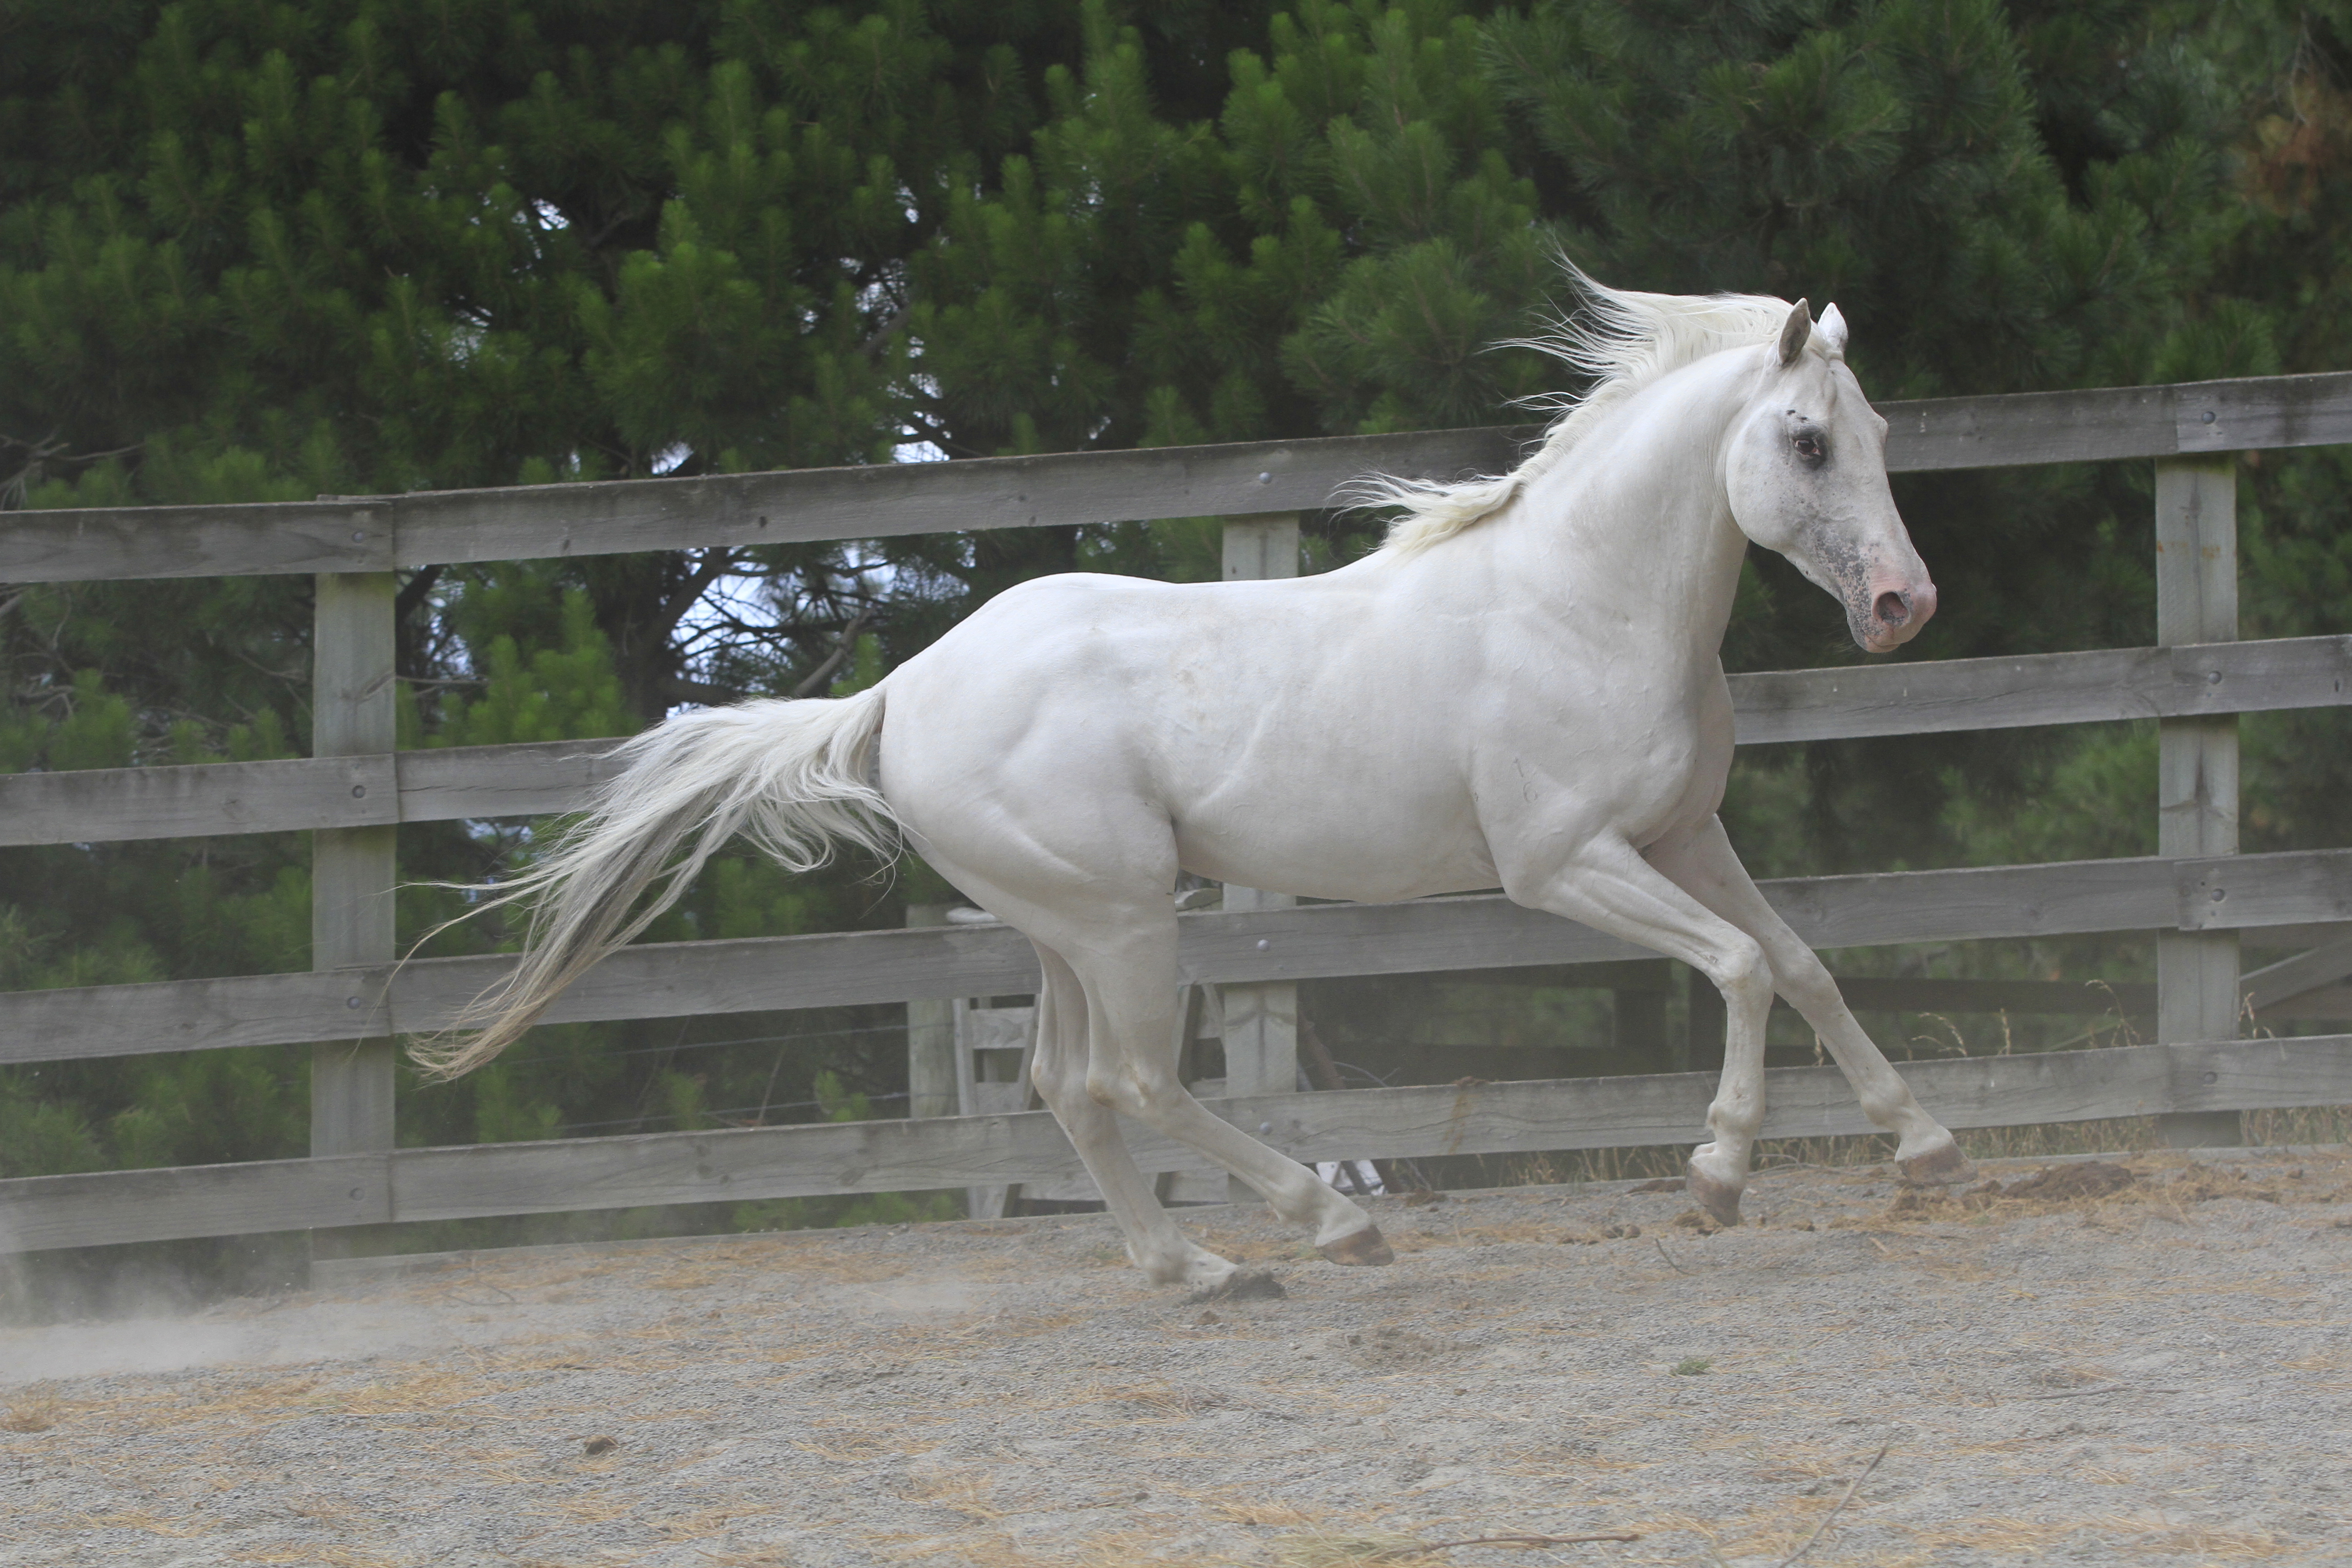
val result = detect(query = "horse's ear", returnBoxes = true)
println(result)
[1817,303,1849,359]
[1777,299,1812,366]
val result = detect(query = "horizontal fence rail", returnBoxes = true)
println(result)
[8,635,2352,848]
[7,848,2350,1069]
[5,1034,2346,1254]
[2,372,2349,584]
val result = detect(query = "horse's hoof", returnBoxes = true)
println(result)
[1685,1161,1744,1227]
[1185,1269,1286,1303]
[1317,1225,1395,1267]
[1898,1137,1976,1187]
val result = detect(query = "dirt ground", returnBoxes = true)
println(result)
[3,1145,2349,1568]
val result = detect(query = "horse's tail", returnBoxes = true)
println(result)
[408,685,896,1081]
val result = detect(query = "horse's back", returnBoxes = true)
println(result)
[877,568,1499,902]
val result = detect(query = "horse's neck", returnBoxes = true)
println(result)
[1474,354,1753,666]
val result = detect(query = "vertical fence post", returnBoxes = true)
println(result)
[905,903,957,1119]
[311,564,399,1256]
[1220,513,1302,1198]
[2153,457,2244,1148]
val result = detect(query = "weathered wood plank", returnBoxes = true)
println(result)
[2241,935,2352,1009]
[6,373,2352,584]
[10,1036,2345,1249]
[19,633,2352,848]
[309,571,401,1183]
[0,755,395,845]
[389,429,1534,567]
[1878,372,2352,472]
[0,1153,390,1253]
[0,967,394,1068]
[2175,371,2352,457]
[2177,850,2352,932]
[1730,636,2352,745]
[8,849,2350,1068]
[2254,985,2352,1019]
[1819,976,2154,1018]
[1881,383,2177,471]
[393,738,627,820]
[0,501,394,584]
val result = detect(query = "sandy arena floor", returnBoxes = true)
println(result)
[3,1146,2350,1567]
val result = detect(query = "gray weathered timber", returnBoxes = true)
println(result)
[0,968,394,1067]
[393,737,628,820]
[20,634,2352,849]
[1816,976,2154,1019]
[0,1153,391,1254]
[1881,383,2175,470]
[2174,371,2352,457]
[310,572,400,1168]
[1880,371,2352,471]
[2241,934,2352,1009]
[2153,458,2244,1149]
[8,372,2352,583]
[2255,986,2352,1019]
[0,755,396,845]
[8,1036,2346,1251]
[0,427,1531,584]
[0,501,393,583]
[10,849,2352,1068]
[389,432,1530,566]
[1728,636,2352,745]
[2176,850,2352,932]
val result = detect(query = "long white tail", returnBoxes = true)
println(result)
[409,685,895,1079]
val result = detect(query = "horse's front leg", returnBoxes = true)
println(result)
[1506,835,1776,1225]
[1646,816,1975,1188]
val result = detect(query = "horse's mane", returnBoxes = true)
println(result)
[1357,267,1796,555]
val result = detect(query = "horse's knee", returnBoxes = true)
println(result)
[1087,1064,1178,1120]
[1709,938,1773,1015]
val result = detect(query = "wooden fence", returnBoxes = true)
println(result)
[7,370,2352,1258]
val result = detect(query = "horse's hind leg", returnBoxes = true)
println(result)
[1028,943,1242,1291]
[1058,915,1392,1266]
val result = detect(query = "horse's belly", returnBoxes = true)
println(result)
[1169,779,1496,903]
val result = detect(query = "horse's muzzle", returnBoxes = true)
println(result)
[1858,580,1935,652]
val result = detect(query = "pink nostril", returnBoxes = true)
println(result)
[1873,590,1908,626]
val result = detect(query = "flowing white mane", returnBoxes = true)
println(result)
[1359,271,1799,554]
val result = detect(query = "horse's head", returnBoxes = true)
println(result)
[1723,300,1934,654]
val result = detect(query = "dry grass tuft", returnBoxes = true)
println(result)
[1077,1380,1232,1417]
[1895,1511,2294,1557]
[1274,1528,1426,1567]
[0,1395,61,1433]
[903,1470,1007,1524]
[1201,1496,1327,1528]
[888,1525,1246,1568]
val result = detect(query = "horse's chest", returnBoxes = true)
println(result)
[1475,684,1724,832]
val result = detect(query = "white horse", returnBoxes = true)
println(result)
[416,275,1976,1291]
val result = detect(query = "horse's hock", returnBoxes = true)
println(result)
[7,368,2352,1260]
[4,1150,2347,1564]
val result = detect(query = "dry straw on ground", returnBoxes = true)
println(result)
[2,1143,2347,1565]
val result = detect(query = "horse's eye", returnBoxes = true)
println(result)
[1792,432,1826,465]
